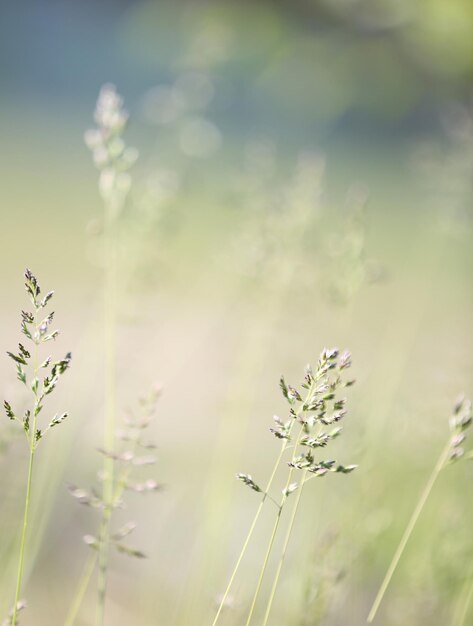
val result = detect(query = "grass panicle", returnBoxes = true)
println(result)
[213,347,356,625]
[3,270,71,626]
[66,386,162,624]
[84,83,137,626]
[84,83,138,221]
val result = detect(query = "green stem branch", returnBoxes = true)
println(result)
[66,436,137,626]
[96,207,117,626]
[367,438,451,623]
[244,422,306,626]
[245,507,284,626]
[212,442,288,626]
[11,442,35,626]
[451,559,473,626]
[12,311,40,626]
[64,553,98,626]
[262,467,308,626]
[213,377,317,625]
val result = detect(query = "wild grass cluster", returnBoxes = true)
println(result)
[0,85,472,626]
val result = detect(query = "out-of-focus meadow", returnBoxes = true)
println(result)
[0,1,472,625]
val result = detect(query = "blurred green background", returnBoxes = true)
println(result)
[0,1,472,625]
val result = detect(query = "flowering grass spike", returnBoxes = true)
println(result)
[214,347,357,625]
[3,270,71,626]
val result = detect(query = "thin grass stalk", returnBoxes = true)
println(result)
[182,271,304,624]
[67,438,140,626]
[181,304,281,625]
[96,216,117,626]
[67,390,153,625]
[11,311,40,626]
[367,439,451,623]
[244,419,308,626]
[235,349,355,626]
[211,442,287,626]
[181,156,328,624]
[11,443,35,626]
[64,553,98,626]
[245,506,284,626]
[450,560,473,626]
[245,355,346,626]
[262,465,309,626]
[213,379,316,626]
[262,418,327,624]
[83,84,135,626]
[455,578,473,626]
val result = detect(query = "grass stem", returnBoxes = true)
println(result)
[245,508,283,626]
[451,559,473,626]
[213,376,317,625]
[11,309,40,626]
[211,442,288,625]
[262,467,308,626]
[67,431,140,625]
[96,216,117,626]
[244,423,305,626]
[64,553,98,626]
[367,438,451,623]
[11,442,35,626]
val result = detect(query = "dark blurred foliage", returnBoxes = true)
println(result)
[1,0,472,141]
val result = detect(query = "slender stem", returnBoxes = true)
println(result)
[96,206,117,626]
[12,311,40,626]
[11,441,35,626]
[64,553,98,626]
[262,420,325,624]
[451,559,473,626]
[245,508,283,626]
[96,503,113,626]
[457,581,473,626]
[66,438,136,626]
[213,378,317,625]
[180,228,311,626]
[367,438,451,623]
[245,423,305,626]
[243,375,320,626]
[212,443,288,625]
[262,467,308,626]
